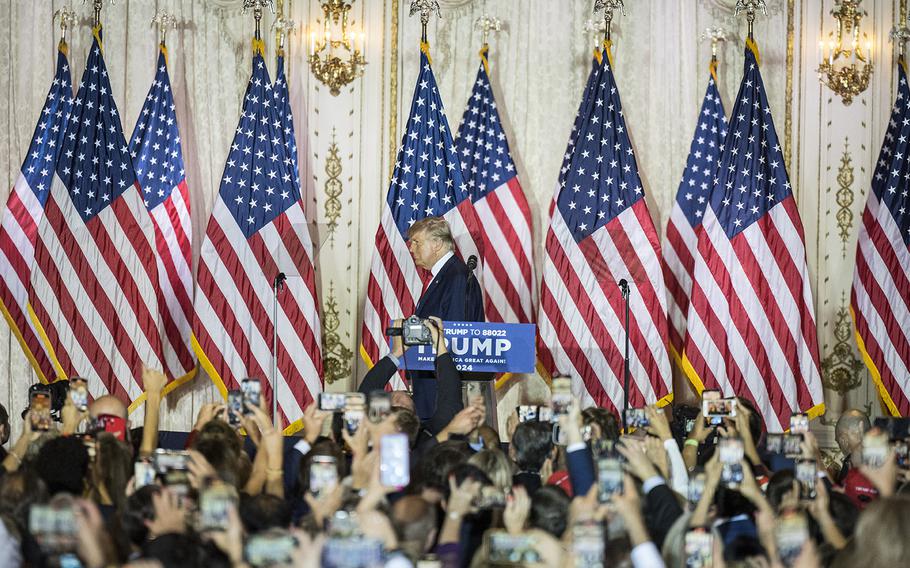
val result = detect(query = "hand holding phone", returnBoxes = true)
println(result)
[199,483,238,532]
[69,378,89,412]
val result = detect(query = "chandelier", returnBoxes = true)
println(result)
[817,0,873,105]
[308,0,366,96]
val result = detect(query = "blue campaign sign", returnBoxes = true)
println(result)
[399,321,536,373]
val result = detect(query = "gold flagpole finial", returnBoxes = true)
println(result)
[593,0,625,43]
[409,0,441,44]
[54,5,78,48]
[84,0,114,29]
[151,11,178,46]
[244,0,275,42]
[701,26,729,61]
[272,0,295,55]
[734,0,768,40]
[474,14,502,47]
[891,18,910,62]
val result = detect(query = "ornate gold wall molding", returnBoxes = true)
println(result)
[820,293,865,395]
[834,139,856,257]
[324,129,344,237]
[322,284,353,384]
[388,0,400,181]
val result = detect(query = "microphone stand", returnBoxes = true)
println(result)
[272,272,286,428]
[619,278,630,433]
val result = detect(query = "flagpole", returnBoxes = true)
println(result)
[409,0,441,45]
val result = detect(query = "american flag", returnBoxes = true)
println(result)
[361,48,485,379]
[537,47,672,412]
[27,33,164,403]
[550,52,602,218]
[455,47,534,325]
[193,51,322,431]
[663,64,727,363]
[683,45,824,431]
[129,45,196,384]
[851,63,910,416]
[0,44,72,382]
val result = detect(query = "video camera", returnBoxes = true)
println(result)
[386,315,435,346]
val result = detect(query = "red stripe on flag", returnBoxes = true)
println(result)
[195,261,268,388]
[538,281,612,410]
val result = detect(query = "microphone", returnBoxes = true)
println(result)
[467,255,478,271]
[618,278,629,298]
[274,272,287,290]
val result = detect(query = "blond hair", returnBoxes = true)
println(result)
[467,448,514,493]
[408,216,455,251]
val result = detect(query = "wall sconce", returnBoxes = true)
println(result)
[308,0,366,96]
[817,0,873,105]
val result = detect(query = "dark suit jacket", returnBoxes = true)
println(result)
[566,446,596,497]
[642,482,685,549]
[411,254,483,419]
[415,254,484,322]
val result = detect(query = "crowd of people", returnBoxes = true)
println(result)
[0,320,908,567]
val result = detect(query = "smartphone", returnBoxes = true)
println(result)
[549,423,566,446]
[572,522,605,567]
[245,529,298,567]
[719,437,744,488]
[688,472,706,505]
[537,406,554,423]
[153,449,190,473]
[380,433,410,488]
[29,502,78,554]
[199,484,237,532]
[862,431,889,468]
[241,378,261,414]
[597,457,623,503]
[486,530,541,566]
[227,390,243,427]
[134,460,157,490]
[551,377,572,416]
[343,404,365,436]
[701,390,722,426]
[790,413,809,434]
[783,433,804,458]
[69,378,89,412]
[625,408,649,430]
[30,391,52,431]
[684,527,714,568]
[309,455,339,498]
[795,459,817,500]
[368,391,392,423]
[319,392,347,412]
[766,433,783,454]
[775,510,808,567]
[517,405,538,423]
[326,510,360,539]
[322,537,384,568]
[473,486,507,509]
[895,439,909,469]
[719,437,744,464]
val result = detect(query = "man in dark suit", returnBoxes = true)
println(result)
[406,217,484,420]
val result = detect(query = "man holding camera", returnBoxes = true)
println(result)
[401,217,484,420]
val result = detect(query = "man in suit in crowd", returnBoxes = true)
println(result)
[406,216,484,420]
